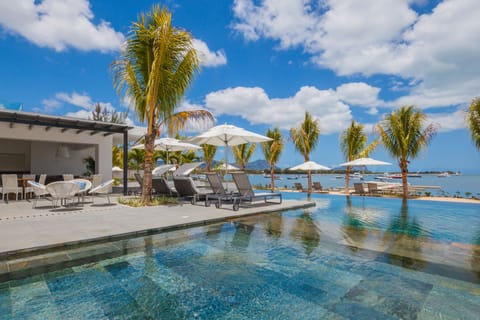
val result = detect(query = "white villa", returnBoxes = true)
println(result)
[0,109,140,195]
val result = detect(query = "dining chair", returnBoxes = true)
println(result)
[1,174,22,201]
[22,174,36,199]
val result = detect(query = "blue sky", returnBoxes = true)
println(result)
[1,0,479,173]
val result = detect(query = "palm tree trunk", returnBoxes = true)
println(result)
[270,166,275,192]
[345,166,351,195]
[141,132,155,203]
[401,161,409,201]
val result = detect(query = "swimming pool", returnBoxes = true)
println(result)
[0,194,479,319]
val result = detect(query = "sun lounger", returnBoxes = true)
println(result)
[313,182,328,193]
[205,172,239,208]
[367,182,383,196]
[231,172,282,211]
[294,182,305,192]
[173,176,212,205]
[173,162,204,177]
[352,183,366,196]
[152,178,178,197]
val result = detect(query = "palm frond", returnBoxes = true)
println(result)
[468,97,480,151]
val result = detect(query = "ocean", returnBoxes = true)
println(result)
[245,173,480,197]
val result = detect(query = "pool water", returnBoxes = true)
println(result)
[0,194,479,319]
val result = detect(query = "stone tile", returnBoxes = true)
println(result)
[90,283,145,319]
[329,301,396,320]
[419,286,480,320]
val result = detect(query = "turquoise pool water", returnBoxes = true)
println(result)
[0,194,479,319]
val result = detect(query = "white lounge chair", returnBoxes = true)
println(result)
[1,174,22,201]
[46,181,80,207]
[28,181,50,208]
[91,174,103,189]
[89,179,114,204]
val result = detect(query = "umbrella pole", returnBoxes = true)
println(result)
[225,143,229,176]
[225,142,229,191]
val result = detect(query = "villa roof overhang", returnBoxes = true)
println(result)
[0,109,133,135]
[0,109,132,195]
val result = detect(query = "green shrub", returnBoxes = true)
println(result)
[118,196,178,207]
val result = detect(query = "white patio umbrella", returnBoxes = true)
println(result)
[339,157,392,188]
[112,166,123,172]
[289,161,331,171]
[289,161,331,195]
[339,157,391,167]
[152,164,175,176]
[132,137,201,164]
[189,124,272,175]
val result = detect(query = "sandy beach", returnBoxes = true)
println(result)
[304,189,480,204]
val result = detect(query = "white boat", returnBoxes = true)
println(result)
[350,172,363,180]
[407,172,422,178]
[374,172,401,180]
[264,174,281,180]
[437,172,450,178]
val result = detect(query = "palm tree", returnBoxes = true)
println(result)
[112,6,212,203]
[377,105,437,201]
[467,97,480,151]
[340,120,378,195]
[262,128,284,192]
[112,145,123,168]
[128,149,145,173]
[201,144,217,172]
[232,143,256,171]
[290,111,320,196]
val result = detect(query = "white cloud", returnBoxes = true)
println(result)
[336,82,385,107]
[367,108,379,116]
[205,86,352,134]
[64,109,91,119]
[426,109,467,132]
[232,0,480,110]
[54,92,93,109]
[0,0,124,52]
[192,39,227,67]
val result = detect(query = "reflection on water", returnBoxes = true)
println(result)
[381,203,428,269]
[290,210,321,256]
[231,222,255,249]
[472,229,480,279]
[263,212,283,240]
[205,223,223,241]
[341,197,370,252]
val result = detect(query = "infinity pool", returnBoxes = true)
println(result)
[0,194,479,319]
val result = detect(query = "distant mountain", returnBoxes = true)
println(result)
[246,159,279,171]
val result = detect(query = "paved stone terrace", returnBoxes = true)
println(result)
[0,196,314,256]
